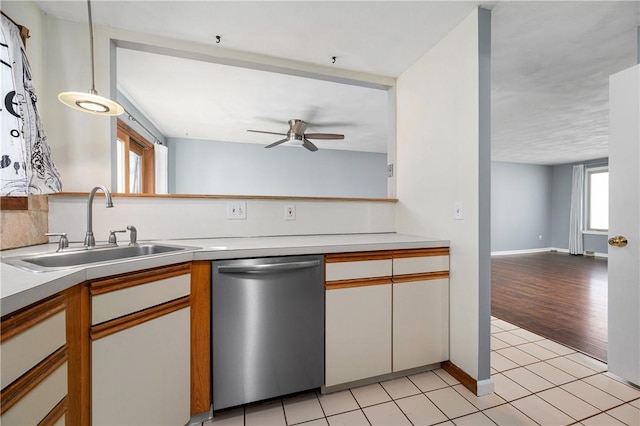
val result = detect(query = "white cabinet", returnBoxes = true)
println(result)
[324,248,450,388]
[393,278,449,371]
[0,294,68,425]
[325,252,393,387]
[393,248,450,371]
[90,263,191,426]
[326,283,392,386]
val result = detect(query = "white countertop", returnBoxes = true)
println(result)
[1,233,449,315]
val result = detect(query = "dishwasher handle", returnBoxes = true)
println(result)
[217,259,320,274]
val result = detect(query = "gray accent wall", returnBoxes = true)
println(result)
[167,138,388,197]
[492,158,609,254]
[491,162,552,252]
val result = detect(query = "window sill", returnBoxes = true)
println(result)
[582,230,608,236]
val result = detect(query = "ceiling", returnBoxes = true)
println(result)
[35,1,639,164]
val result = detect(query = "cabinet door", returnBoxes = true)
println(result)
[325,284,392,387]
[92,307,191,426]
[90,264,192,426]
[393,278,449,371]
[1,295,68,426]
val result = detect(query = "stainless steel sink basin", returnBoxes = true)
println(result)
[3,243,197,272]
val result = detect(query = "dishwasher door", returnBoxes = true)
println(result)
[211,255,324,410]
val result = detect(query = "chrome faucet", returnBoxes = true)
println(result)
[84,185,114,248]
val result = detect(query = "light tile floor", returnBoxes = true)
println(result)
[203,318,640,425]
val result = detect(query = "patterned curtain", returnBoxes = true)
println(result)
[1,14,62,195]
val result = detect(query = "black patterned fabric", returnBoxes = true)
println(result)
[1,14,62,195]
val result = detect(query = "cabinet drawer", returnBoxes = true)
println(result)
[0,361,67,426]
[1,310,65,389]
[325,252,392,282]
[393,256,449,275]
[393,248,449,275]
[92,272,190,325]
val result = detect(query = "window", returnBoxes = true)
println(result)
[585,167,608,231]
[116,120,155,194]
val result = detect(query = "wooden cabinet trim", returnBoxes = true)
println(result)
[0,345,68,415]
[90,263,191,296]
[190,261,211,415]
[65,283,91,425]
[37,396,67,426]
[392,248,450,258]
[1,295,66,343]
[90,296,190,341]
[325,251,393,263]
[393,272,450,283]
[325,276,392,290]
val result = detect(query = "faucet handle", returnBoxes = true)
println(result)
[46,232,69,252]
[126,225,138,246]
[108,229,127,245]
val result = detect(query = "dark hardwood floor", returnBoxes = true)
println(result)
[491,252,608,362]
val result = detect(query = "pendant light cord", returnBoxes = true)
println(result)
[87,0,97,93]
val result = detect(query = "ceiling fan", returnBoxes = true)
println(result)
[247,119,344,152]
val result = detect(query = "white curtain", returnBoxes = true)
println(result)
[1,14,61,195]
[569,164,585,255]
[154,144,168,194]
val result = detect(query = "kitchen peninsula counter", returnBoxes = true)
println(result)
[1,233,449,315]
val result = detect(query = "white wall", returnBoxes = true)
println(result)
[48,196,396,242]
[41,14,114,189]
[3,1,46,118]
[396,8,491,385]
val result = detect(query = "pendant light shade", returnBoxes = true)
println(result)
[58,90,124,115]
[58,0,123,116]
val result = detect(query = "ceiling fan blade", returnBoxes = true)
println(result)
[302,139,319,152]
[248,130,287,136]
[265,138,289,149]
[304,133,344,140]
[306,121,357,128]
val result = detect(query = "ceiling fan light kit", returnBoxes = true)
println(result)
[248,119,344,152]
[57,0,123,116]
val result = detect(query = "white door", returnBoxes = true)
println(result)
[608,64,640,386]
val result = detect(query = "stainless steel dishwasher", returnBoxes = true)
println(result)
[211,255,324,410]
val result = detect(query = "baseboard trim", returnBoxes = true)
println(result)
[491,248,551,256]
[441,361,477,395]
[493,248,608,258]
[551,247,608,258]
[322,363,441,394]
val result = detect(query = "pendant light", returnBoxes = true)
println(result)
[58,0,123,116]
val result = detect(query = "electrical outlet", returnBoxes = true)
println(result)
[453,202,463,220]
[285,204,296,221]
[227,202,246,219]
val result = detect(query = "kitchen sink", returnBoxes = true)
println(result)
[3,243,198,272]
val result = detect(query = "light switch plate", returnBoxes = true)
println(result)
[285,204,296,221]
[454,202,463,220]
[227,202,247,219]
